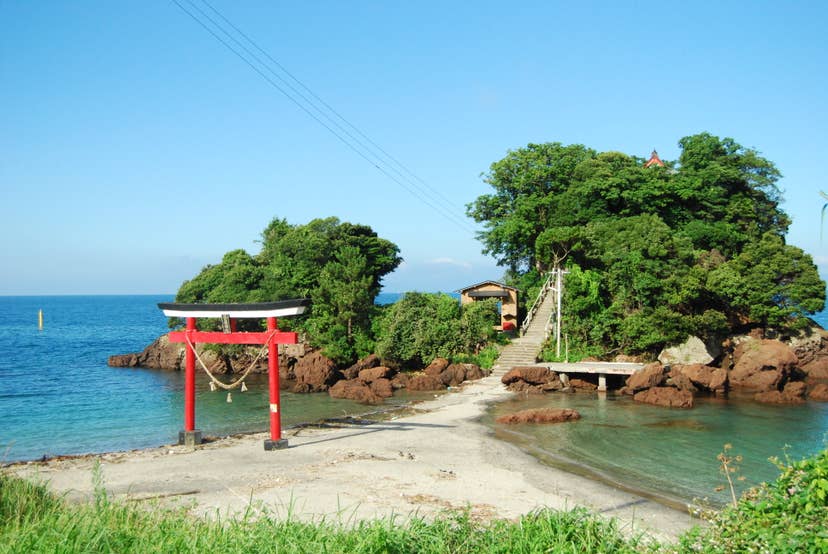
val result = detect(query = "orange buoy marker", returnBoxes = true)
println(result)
[38,309,43,331]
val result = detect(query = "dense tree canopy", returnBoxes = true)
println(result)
[468,133,825,357]
[374,293,500,369]
[175,217,401,364]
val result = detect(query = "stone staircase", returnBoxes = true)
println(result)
[491,288,557,373]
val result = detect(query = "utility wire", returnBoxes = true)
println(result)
[183,0,468,231]
[172,0,476,234]
[199,0,461,212]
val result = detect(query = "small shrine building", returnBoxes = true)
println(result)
[457,281,519,330]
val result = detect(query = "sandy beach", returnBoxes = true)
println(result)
[5,371,697,542]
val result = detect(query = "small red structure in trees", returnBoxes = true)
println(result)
[158,299,309,450]
[644,150,665,168]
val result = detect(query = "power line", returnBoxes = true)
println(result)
[198,0,461,212]
[171,0,476,234]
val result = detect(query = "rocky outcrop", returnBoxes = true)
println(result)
[107,332,302,375]
[788,327,828,367]
[440,363,484,387]
[108,333,187,370]
[730,339,798,391]
[754,381,807,404]
[802,358,828,381]
[808,383,828,401]
[424,358,450,377]
[672,364,727,393]
[622,363,666,394]
[293,350,339,393]
[407,374,446,391]
[502,366,555,386]
[328,363,397,403]
[633,387,694,408]
[328,380,382,404]
[390,372,410,390]
[369,378,394,399]
[341,354,381,380]
[501,366,562,393]
[106,333,273,374]
[658,336,720,366]
[358,366,395,382]
[665,368,697,392]
[496,408,581,424]
[569,378,597,391]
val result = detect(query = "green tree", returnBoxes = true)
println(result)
[375,293,499,369]
[307,246,375,364]
[173,217,401,364]
[470,133,825,358]
[466,143,596,273]
[708,233,825,329]
[176,249,264,304]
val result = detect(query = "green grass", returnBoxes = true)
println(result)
[5,448,827,553]
[451,344,502,370]
[0,471,648,554]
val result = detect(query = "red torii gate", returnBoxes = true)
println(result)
[158,299,309,450]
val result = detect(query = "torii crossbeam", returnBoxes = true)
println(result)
[158,299,310,450]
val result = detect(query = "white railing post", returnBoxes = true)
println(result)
[520,271,554,336]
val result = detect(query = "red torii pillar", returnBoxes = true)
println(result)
[159,300,309,450]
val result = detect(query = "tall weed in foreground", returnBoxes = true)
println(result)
[0,472,652,554]
[678,447,828,553]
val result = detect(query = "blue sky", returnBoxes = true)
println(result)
[1,1,827,295]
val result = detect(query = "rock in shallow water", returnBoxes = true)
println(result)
[633,386,694,408]
[495,408,581,424]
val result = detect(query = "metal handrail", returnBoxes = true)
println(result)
[520,272,555,336]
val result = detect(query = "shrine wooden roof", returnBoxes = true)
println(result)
[158,299,310,318]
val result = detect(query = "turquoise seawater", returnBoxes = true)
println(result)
[487,306,828,507]
[486,392,828,507]
[0,295,425,463]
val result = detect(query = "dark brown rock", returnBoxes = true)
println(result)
[424,357,450,377]
[496,408,581,424]
[293,350,339,392]
[730,339,798,391]
[501,366,555,386]
[440,364,468,387]
[633,387,694,408]
[341,354,381,380]
[540,377,564,392]
[369,378,394,398]
[329,380,382,404]
[673,364,727,392]
[108,333,186,370]
[461,363,485,381]
[108,353,139,367]
[666,369,698,392]
[623,362,666,394]
[358,366,395,383]
[569,378,597,391]
[754,380,806,404]
[802,358,828,381]
[438,363,485,387]
[407,374,445,391]
[808,383,828,401]
[783,380,807,399]
[390,373,410,389]
[506,381,544,394]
